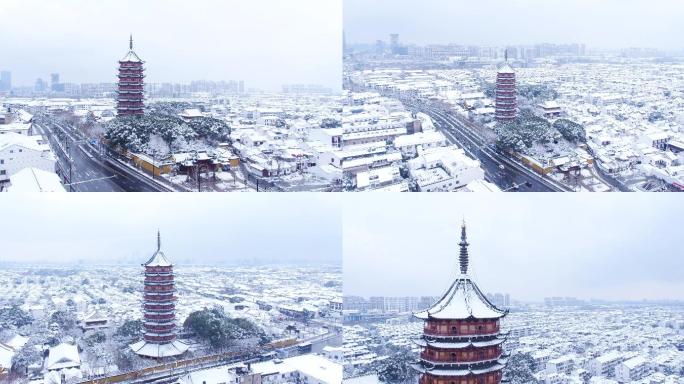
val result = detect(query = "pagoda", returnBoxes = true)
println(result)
[116,35,145,117]
[413,222,508,384]
[130,231,188,358]
[495,50,517,123]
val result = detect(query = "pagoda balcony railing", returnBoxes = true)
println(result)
[144,304,174,311]
[419,354,502,368]
[144,323,176,331]
[144,294,177,302]
[117,104,145,109]
[144,288,176,295]
[144,305,175,311]
[424,326,499,338]
[144,313,175,321]
[144,271,175,276]
[420,347,502,363]
[145,275,174,282]
[419,370,502,384]
[144,334,176,343]
[144,308,175,316]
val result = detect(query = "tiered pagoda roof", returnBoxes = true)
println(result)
[130,231,188,359]
[116,35,145,117]
[413,222,508,384]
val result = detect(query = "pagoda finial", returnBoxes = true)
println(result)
[459,220,469,275]
[156,230,161,251]
[505,48,508,63]
[130,34,133,51]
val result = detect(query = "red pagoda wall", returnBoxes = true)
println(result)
[142,265,177,344]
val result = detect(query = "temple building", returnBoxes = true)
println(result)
[413,223,508,384]
[495,50,517,123]
[116,35,145,117]
[130,231,188,358]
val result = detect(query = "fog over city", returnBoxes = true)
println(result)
[0,0,342,90]
[343,194,684,302]
[0,194,342,265]
[344,0,684,50]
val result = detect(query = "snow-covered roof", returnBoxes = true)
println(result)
[47,343,80,371]
[498,63,515,74]
[414,224,506,320]
[0,132,51,152]
[129,340,188,358]
[120,50,143,63]
[144,231,172,267]
[414,275,506,320]
[7,168,65,193]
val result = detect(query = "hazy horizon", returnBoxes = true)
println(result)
[344,0,684,51]
[0,194,342,266]
[343,194,684,302]
[0,0,342,91]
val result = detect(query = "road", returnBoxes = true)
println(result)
[401,98,570,192]
[36,120,167,192]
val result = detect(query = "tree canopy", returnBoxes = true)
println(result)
[104,113,231,153]
[496,115,556,152]
[506,352,540,384]
[552,119,586,143]
[49,310,78,331]
[0,305,33,328]
[114,319,142,340]
[183,307,270,348]
[377,348,418,384]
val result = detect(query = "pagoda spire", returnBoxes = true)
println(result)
[156,230,161,252]
[504,48,508,63]
[459,220,469,275]
[130,34,133,50]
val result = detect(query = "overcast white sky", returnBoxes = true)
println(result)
[0,194,341,266]
[343,194,684,302]
[0,0,342,90]
[344,0,684,50]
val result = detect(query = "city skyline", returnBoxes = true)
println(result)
[344,0,684,50]
[0,194,342,265]
[0,0,342,91]
[343,194,684,302]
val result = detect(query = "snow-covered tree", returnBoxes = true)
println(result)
[183,307,270,349]
[0,305,33,328]
[553,119,586,143]
[506,352,540,384]
[377,348,418,384]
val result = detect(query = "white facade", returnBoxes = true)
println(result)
[614,356,649,383]
[0,132,56,183]
[588,351,624,378]
[394,131,447,156]
[409,146,485,191]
